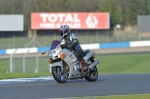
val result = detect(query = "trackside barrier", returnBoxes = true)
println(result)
[10,49,17,73]
[99,42,130,49]
[0,40,150,55]
[22,49,30,73]
[0,49,6,55]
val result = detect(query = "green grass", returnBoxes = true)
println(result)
[96,53,150,74]
[0,53,150,79]
[0,57,50,73]
[0,73,51,79]
[76,94,150,99]
[0,57,52,79]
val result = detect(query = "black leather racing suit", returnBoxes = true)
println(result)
[60,33,84,61]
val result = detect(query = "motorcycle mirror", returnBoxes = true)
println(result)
[41,50,45,55]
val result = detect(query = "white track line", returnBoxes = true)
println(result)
[0,76,54,84]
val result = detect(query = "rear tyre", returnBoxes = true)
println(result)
[52,66,68,83]
[84,66,98,82]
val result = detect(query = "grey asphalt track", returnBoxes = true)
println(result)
[0,74,150,99]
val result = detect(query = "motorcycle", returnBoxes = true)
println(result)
[41,40,99,83]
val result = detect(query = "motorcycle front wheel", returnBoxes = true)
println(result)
[84,66,98,82]
[52,66,68,83]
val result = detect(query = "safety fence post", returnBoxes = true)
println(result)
[22,49,30,73]
[9,49,17,73]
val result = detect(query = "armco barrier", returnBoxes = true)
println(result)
[0,40,150,55]
[38,47,50,53]
[130,41,150,47]
[100,42,130,49]
[0,49,6,55]
[6,48,37,54]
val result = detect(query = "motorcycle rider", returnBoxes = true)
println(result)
[59,25,88,72]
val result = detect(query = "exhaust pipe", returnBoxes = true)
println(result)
[89,60,99,69]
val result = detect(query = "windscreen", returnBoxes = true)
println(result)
[50,40,60,50]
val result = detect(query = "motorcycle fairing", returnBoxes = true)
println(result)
[60,50,82,78]
[51,61,63,68]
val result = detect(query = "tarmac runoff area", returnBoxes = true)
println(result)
[0,74,150,99]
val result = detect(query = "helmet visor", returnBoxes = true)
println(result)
[60,29,68,36]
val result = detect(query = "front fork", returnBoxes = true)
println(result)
[50,61,64,72]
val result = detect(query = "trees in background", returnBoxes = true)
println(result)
[0,0,150,29]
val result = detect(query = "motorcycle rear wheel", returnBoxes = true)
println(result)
[84,66,98,82]
[52,66,68,83]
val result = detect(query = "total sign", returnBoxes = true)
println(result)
[31,12,110,29]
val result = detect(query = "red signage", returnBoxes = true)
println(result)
[31,12,110,29]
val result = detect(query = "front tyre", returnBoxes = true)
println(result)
[52,66,68,83]
[84,66,98,82]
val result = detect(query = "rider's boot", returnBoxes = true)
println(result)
[80,59,88,72]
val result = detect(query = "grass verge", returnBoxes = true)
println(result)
[0,73,52,79]
[76,94,150,99]
[0,53,150,79]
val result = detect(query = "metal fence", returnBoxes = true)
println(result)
[1,32,150,49]
[9,51,50,73]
